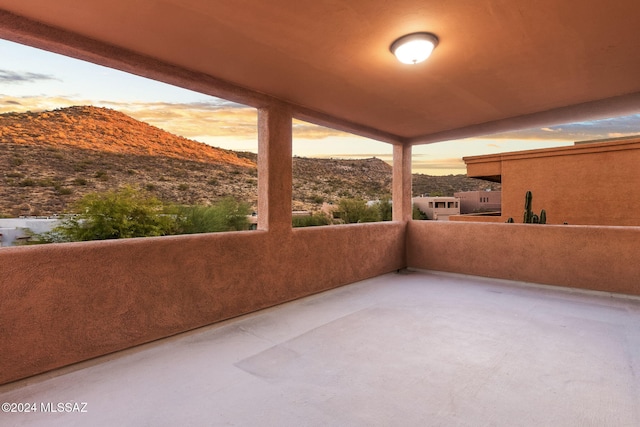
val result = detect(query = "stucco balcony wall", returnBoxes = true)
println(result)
[0,222,405,385]
[407,221,640,296]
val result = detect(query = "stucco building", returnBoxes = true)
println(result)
[463,137,640,225]
[413,196,460,220]
[454,190,501,214]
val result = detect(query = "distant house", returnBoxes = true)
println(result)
[462,136,640,225]
[454,190,501,214]
[412,196,460,220]
[0,217,59,247]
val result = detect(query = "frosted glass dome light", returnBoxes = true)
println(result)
[390,32,439,65]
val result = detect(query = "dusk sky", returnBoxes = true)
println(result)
[2,38,639,175]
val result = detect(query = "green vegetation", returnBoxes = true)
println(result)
[55,186,73,195]
[94,170,109,181]
[413,205,427,220]
[174,198,250,234]
[292,198,392,228]
[21,188,396,243]
[9,156,23,166]
[24,187,250,244]
[334,198,392,224]
[31,186,175,242]
[292,213,332,227]
[378,197,393,221]
[18,178,36,187]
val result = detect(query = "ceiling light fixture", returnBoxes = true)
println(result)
[390,32,439,65]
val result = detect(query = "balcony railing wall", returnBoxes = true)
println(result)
[1,222,405,385]
[407,221,640,295]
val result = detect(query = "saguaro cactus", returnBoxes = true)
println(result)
[523,190,534,223]
[506,191,547,224]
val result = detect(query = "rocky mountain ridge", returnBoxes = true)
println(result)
[0,106,498,217]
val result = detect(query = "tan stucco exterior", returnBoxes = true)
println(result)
[464,138,640,225]
[1,224,406,385]
[407,221,640,295]
[2,3,640,389]
[454,191,501,214]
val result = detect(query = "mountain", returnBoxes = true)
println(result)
[0,106,498,217]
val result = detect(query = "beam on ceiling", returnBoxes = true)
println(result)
[410,92,640,145]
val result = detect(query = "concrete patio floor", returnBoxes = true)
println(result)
[2,269,640,426]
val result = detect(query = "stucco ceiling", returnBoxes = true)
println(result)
[1,1,640,144]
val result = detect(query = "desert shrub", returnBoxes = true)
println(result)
[18,178,36,187]
[310,195,324,204]
[37,178,55,187]
[50,186,175,241]
[94,170,109,181]
[15,228,64,245]
[56,187,73,195]
[73,178,87,186]
[335,198,381,223]
[10,156,23,166]
[376,197,393,221]
[24,189,253,243]
[177,183,189,191]
[413,205,428,220]
[292,213,332,227]
[175,197,250,233]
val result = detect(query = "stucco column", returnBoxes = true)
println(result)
[393,143,412,222]
[257,104,293,232]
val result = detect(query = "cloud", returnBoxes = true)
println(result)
[0,95,260,139]
[0,96,358,143]
[0,69,58,84]
[307,153,392,159]
[111,101,259,139]
[292,119,360,139]
[412,157,466,170]
[487,143,500,148]
[489,114,640,142]
[0,95,78,114]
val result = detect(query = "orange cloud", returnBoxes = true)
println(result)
[0,96,260,139]
[292,119,364,139]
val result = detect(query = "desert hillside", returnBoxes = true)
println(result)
[0,106,253,167]
[0,106,498,217]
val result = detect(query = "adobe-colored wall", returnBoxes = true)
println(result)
[407,221,640,295]
[449,215,504,223]
[0,223,405,385]
[498,140,640,225]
